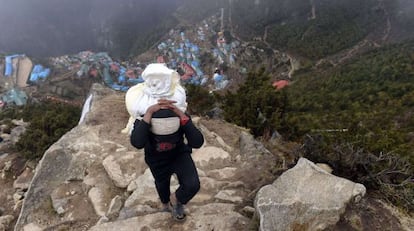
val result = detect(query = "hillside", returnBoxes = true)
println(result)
[0,0,414,230]
[228,0,414,59]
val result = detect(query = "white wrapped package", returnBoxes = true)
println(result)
[122,63,187,134]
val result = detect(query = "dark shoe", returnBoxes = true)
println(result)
[170,202,186,222]
[161,203,171,213]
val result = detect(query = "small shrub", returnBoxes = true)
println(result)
[222,67,287,137]
[0,107,24,120]
[185,84,216,116]
[14,102,81,160]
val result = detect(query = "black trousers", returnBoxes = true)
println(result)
[145,150,200,204]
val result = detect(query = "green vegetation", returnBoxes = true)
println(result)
[282,41,414,211]
[223,67,287,137]
[221,40,414,211]
[185,84,216,116]
[285,41,414,160]
[267,16,360,59]
[0,102,81,160]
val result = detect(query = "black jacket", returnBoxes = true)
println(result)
[130,110,204,155]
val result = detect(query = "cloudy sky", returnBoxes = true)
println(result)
[0,0,181,57]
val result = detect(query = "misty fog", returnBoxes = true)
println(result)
[0,0,181,57]
[0,0,413,58]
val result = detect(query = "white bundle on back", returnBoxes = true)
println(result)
[122,63,187,134]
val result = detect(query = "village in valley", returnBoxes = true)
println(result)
[0,9,292,110]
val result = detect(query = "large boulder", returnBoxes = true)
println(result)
[102,151,146,188]
[255,157,366,231]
